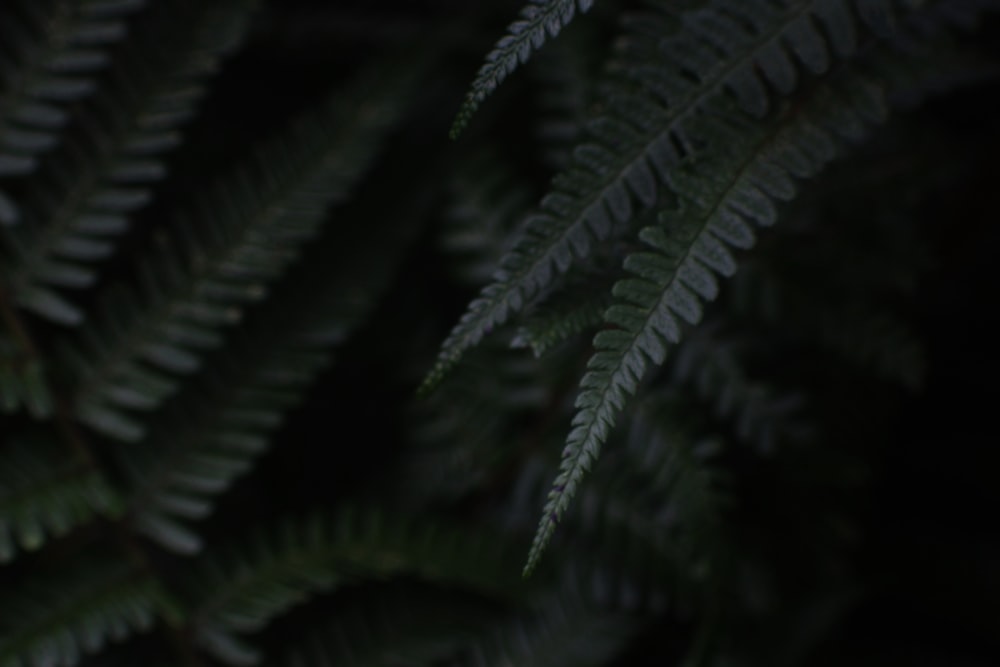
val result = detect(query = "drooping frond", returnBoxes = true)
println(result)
[0,561,178,667]
[0,0,146,225]
[122,171,434,554]
[185,510,528,666]
[0,438,120,562]
[524,71,892,574]
[423,0,929,393]
[512,284,611,357]
[3,0,260,326]
[450,0,595,139]
[66,59,426,442]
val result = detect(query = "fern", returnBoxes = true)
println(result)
[424,0,930,392]
[2,0,260,326]
[122,165,433,554]
[0,0,146,225]
[0,561,178,667]
[451,0,595,138]
[186,509,529,665]
[0,2,996,666]
[67,59,426,442]
[524,72,890,573]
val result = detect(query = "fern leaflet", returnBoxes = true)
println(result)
[451,0,595,139]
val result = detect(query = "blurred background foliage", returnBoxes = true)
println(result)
[0,1,998,666]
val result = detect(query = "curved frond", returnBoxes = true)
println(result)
[67,60,426,442]
[450,0,595,139]
[186,509,528,666]
[0,0,146,225]
[3,0,260,326]
[123,173,433,554]
[524,73,891,574]
[423,0,926,392]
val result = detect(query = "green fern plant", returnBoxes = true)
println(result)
[1,1,997,666]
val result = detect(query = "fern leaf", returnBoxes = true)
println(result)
[68,60,426,442]
[0,562,175,667]
[0,439,121,563]
[423,0,925,392]
[187,509,527,665]
[450,0,595,139]
[3,0,260,326]
[524,75,891,574]
[124,181,431,553]
[512,285,611,357]
[0,0,146,225]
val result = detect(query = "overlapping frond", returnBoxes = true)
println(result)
[451,0,595,138]
[122,173,433,554]
[2,0,260,326]
[185,509,528,666]
[424,0,931,393]
[0,0,145,226]
[524,73,891,573]
[66,60,426,442]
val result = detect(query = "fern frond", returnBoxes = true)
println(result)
[512,284,611,357]
[0,438,121,563]
[0,0,146,225]
[186,509,527,666]
[123,193,430,553]
[524,72,891,574]
[450,0,595,139]
[0,562,176,667]
[3,0,260,326]
[423,0,927,393]
[67,60,425,442]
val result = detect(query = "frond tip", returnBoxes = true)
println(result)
[450,0,595,139]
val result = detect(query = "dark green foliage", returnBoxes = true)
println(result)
[1,1,998,666]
